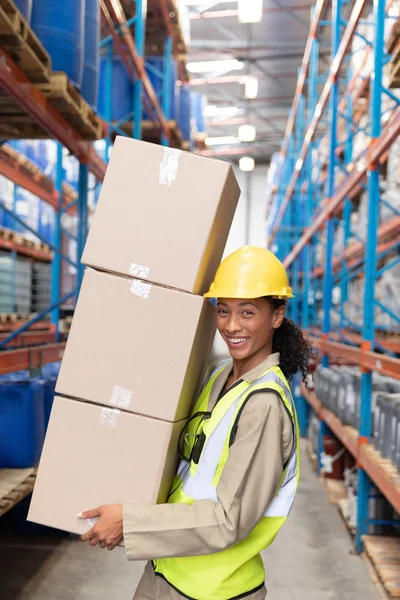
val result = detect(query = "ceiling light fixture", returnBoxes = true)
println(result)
[205,136,240,146]
[238,124,256,142]
[239,156,255,171]
[187,59,244,74]
[242,76,258,99]
[204,105,242,118]
[238,0,263,23]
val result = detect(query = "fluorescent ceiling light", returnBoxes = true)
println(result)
[238,124,256,142]
[239,156,255,171]
[244,76,258,99]
[187,59,244,74]
[204,105,243,118]
[205,136,240,146]
[238,0,263,23]
[185,0,232,4]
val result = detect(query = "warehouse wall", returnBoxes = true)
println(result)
[223,165,269,257]
[213,164,269,359]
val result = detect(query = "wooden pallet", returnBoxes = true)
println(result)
[0,0,51,83]
[0,226,14,242]
[118,119,185,148]
[33,240,50,253]
[387,37,400,89]
[364,535,400,598]
[35,72,104,139]
[363,445,400,488]
[306,440,318,472]
[0,468,36,518]
[0,313,19,323]
[0,72,105,140]
[322,477,348,505]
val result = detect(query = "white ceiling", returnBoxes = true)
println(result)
[186,0,332,163]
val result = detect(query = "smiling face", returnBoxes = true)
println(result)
[217,297,286,371]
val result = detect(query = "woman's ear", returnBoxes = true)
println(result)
[273,305,286,329]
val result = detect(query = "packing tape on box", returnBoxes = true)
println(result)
[99,407,120,428]
[159,148,181,186]
[110,385,133,410]
[129,263,150,279]
[130,278,152,299]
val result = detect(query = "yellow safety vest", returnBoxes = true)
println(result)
[154,359,300,600]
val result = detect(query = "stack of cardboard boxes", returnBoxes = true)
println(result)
[29,137,240,534]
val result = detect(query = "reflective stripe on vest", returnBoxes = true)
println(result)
[180,367,298,518]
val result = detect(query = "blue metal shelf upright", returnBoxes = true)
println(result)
[265,0,400,552]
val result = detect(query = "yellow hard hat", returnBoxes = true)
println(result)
[204,246,294,299]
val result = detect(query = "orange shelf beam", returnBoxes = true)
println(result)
[0,342,65,375]
[0,146,77,211]
[0,49,106,182]
[302,384,400,513]
[280,0,327,161]
[0,330,56,349]
[312,216,400,277]
[308,335,400,380]
[101,0,171,140]
[0,237,52,262]
[270,0,367,243]
[283,107,400,267]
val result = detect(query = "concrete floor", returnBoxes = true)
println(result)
[0,443,379,600]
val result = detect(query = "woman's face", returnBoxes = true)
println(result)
[216,298,285,361]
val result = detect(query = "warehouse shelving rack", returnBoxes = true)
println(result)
[265,0,400,551]
[0,0,183,378]
[100,0,187,149]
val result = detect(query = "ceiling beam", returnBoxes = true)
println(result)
[188,72,297,86]
[190,4,314,20]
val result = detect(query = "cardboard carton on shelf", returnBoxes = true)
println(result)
[82,137,241,295]
[55,268,216,423]
[28,396,183,535]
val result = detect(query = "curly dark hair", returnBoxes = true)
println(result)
[266,297,314,383]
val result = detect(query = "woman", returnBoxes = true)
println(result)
[80,246,313,600]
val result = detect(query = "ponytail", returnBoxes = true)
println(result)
[266,298,314,383]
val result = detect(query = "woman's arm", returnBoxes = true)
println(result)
[123,392,291,560]
[80,392,292,557]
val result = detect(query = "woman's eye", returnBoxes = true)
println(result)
[242,311,254,316]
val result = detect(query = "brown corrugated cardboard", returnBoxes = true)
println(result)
[55,268,216,422]
[81,137,240,295]
[28,396,183,535]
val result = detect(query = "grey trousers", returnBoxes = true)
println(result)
[133,562,267,600]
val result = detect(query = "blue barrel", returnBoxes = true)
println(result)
[38,201,55,245]
[31,0,85,88]
[13,0,32,23]
[178,85,192,141]
[40,361,61,430]
[144,57,177,121]
[82,0,100,108]
[98,56,133,121]
[15,187,39,236]
[191,92,206,133]
[0,379,45,468]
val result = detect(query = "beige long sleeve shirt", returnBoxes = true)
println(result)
[123,352,294,561]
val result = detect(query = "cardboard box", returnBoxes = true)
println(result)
[28,396,183,535]
[82,137,240,295]
[56,268,216,422]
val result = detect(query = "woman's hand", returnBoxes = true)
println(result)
[79,504,123,550]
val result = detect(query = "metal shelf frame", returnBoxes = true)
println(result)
[0,0,183,373]
[266,0,400,552]
[100,0,181,146]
